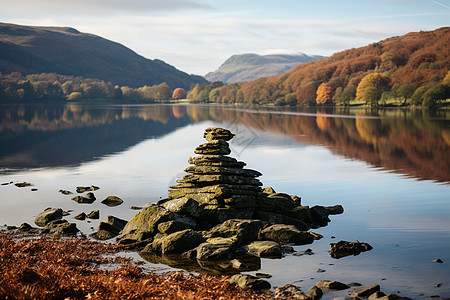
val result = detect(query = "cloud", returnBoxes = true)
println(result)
[0,0,211,16]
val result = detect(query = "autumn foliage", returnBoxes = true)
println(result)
[0,232,269,299]
[187,27,450,107]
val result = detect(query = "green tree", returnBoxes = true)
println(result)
[339,85,356,106]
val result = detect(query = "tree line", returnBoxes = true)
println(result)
[0,72,187,102]
[187,27,450,108]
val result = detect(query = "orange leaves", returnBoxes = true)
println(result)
[356,73,391,101]
[316,83,333,104]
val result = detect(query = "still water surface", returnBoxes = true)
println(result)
[1,103,449,299]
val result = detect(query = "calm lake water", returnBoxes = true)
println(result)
[1,103,449,299]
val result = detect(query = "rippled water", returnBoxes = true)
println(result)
[1,103,449,299]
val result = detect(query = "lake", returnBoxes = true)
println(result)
[1,103,449,299]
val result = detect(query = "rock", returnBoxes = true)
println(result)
[101,196,124,207]
[255,211,309,230]
[259,194,295,212]
[184,165,262,178]
[291,195,302,206]
[231,259,248,269]
[194,140,231,155]
[188,155,246,168]
[76,185,99,193]
[294,248,314,256]
[285,206,313,223]
[19,223,33,231]
[262,186,276,194]
[196,241,233,260]
[91,216,128,240]
[74,212,87,220]
[43,219,79,235]
[281,245,295,253]
[157,218,196,234]
[310,205,331,225]
[161,197,203,218]
[72,192,96,204]
[368,291,386,299]
[15,182,34,187]
[155,229,205,254]
[58,189,72,195]
[242,240,282,258]
[273,284,309,299]
[204,219,262,245]
[31,188,38,192]
[203,127,235,141]
[433,258,443,263]
[316,268,326,273]
[306,285,323,300]
[34,208,63,227]
[255,273,272,278]
[315,280,350,291]
[330,240,373,259]
[350,284,380,298]
[117,205,174,243]
[227,274,271,290]
[259,224,315,245]
[86,210,100,219]
[325,205,344,215]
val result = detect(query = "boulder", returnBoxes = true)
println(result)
[259,224,315,245]
[157,218,196,234]
[262,186,276,194]
[330,240,373,259]
[72,192,96,204]
[306,285,323,300]
[117,205,174,243]
[285,206,313,224]
[227,274,271,291]
[203,127,235,141]
[273,284,309,299]
[43,219,79,235]
[101,196,123,207]
[255,211,308,230]
[350,284,380,298]
[86,210,99,219]
[156,229,205,254]
[325,204,344,215]
[161,197,203,218]
[204,219,262,245]
[241,240,282,258]
[315,280,350,291]
[259,194,295,212]
[74,212,86,220]
[91,216,128,240]
[196,241,233,261]
[310,205,331,225]
[34,208,63,227]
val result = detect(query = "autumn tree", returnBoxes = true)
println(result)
[316,82,333,104]
[356,72,390,103]
[172,88,187,100]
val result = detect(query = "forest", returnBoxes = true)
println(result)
[188,27,450,108]
[0,72,187,102]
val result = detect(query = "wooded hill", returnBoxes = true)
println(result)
[0,22,205,90]
[188,27,450,107]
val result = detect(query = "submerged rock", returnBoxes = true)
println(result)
[72,192,96,204]
[227,274,271,290]
[101,196,124,207]
[34,208,63,227]
[330,240,373,259]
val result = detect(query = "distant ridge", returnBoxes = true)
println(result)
[205,53,326,83]
[0,22,206,89]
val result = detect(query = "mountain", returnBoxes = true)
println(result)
[204,53,325,83]
[189,27,450,106]
[0,22,206,89]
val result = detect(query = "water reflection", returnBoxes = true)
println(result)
[0,103,449,183]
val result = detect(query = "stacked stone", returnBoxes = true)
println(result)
[168,128,264,214]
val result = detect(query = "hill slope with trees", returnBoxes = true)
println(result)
[204,53,325,83]
[0,22,206,90]
[189,27,450,107]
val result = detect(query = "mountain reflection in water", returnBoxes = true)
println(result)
[1,103,448,183]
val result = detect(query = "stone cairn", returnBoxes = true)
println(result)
[167,127,266,224]
[117,128,344,267]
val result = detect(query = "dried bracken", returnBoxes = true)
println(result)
[0,232,270,299]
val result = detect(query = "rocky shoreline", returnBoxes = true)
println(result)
[3,128,443,299]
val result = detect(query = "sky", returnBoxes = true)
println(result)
[1,0,449,75]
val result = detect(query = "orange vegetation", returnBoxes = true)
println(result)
[0,233,269,299]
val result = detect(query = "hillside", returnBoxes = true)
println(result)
[189,27,450,107]
[0,22,206,89]
[205,53,325,83]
